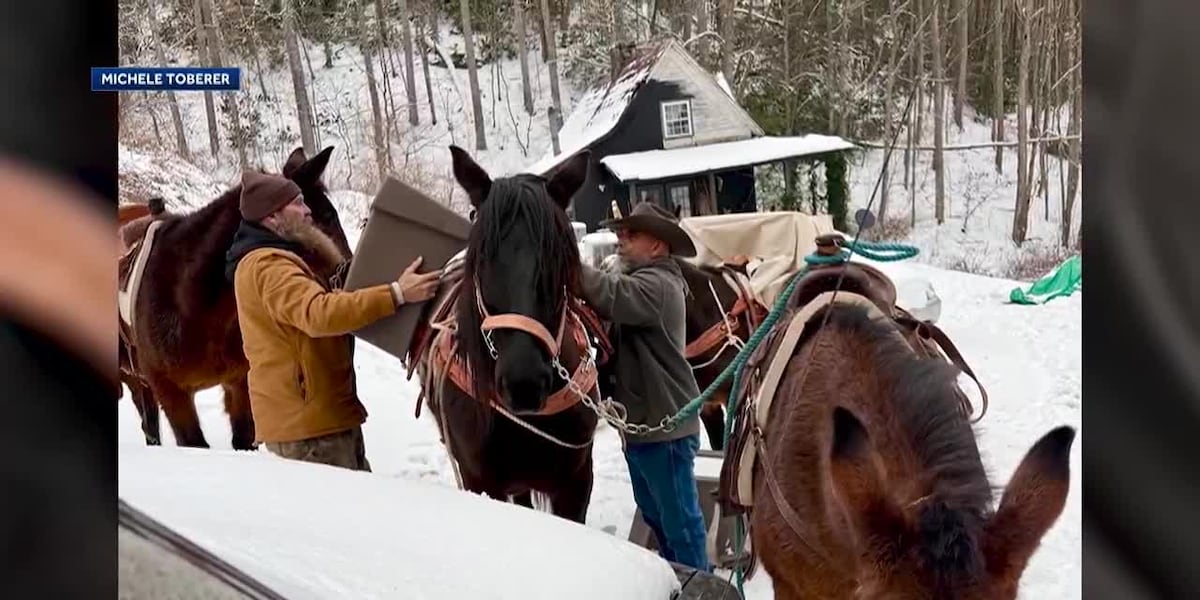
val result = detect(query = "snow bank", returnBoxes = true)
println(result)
[119,446,680,600]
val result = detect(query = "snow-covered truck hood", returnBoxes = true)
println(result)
[119,446,681,600]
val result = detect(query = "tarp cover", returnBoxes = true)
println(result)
[679,211,836,307]
[1008,254,1082,305]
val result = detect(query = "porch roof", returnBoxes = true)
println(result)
[599,135,856,182]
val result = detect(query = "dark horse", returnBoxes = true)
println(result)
[119,147,352,449]
[417,146,599,522]
[748,302,1074,598]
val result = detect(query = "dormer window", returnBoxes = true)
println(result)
[661,100,693,139]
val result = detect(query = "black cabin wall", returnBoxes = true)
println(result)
[572,80,692,231]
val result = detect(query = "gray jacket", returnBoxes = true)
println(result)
[580,257,701,445]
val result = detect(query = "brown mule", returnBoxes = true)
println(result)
[119,147,352,449]
[744,302,1074,599]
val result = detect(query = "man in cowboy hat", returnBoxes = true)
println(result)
[579,201,710,572]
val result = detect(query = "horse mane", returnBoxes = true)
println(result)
[807,303,993,587]
[457,175,582,403]
[163,186,244,312]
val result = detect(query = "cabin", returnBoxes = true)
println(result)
[526,39,856,232]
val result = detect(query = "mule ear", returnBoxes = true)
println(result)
[546,151,590,209]
[984,426,1075,577]
[450,145,492,207]
[829,407,908,559]
[292,146,335,185]
[282,147,307,178]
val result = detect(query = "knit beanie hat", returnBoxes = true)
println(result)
[240,171,302,222]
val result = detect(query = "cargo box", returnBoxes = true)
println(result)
[342,176,471,361]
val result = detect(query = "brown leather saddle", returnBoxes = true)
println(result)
[717,236,988,517]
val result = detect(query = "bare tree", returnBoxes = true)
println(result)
[399,0,420,125]
[355,0,389,177]
[374,0,397,76]
[199,0,248,169]
[421,5,438,124]
[541,0,563,153]
[514,0,535,114]
[461,0,488,150]
[147,0,189,161]
[992,0,1005,172]
[193,0,220,158]
[1011,0,1032,244]
[880,0,900,224]
[720,0,734,84]
[931,0,946,224]
[1062,1,1080,248]
[953,0,968,129]
[282,0,318,156]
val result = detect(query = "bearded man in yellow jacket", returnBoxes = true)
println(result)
[225,171,440,471]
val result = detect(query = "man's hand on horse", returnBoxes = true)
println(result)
[395,256,442,304]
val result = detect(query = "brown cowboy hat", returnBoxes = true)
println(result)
[600,201,697,257]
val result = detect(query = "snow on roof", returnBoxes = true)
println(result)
[714,72,734,99]
[600,135,857,182]
[524,42,669,176]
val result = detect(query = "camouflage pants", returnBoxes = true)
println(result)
[264,426,371,472]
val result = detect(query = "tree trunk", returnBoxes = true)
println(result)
[374,0,396,77]
[234,1,271,104]
[193,0,220,158]
[826,0,837,132]
[539,1,550,62]
[931,0,945,224]
[1011,0,1032,244]
[692,0,707,58]
[881,0,899,224]
[199,0,248,169]
[147,0,189,161]
[1062,0,1080,248]
[912,0,925,200]
[719,0,734,84]
[356,0,389,177]
[953,0,968,129]
[514,0,535,114]
[283,0,317,156]
[460,0,488,150]
[992,0,1005,172]
[1038,8,1053,221]
[398,0,420,125]
[541,0,563,154]
[421,7,438,124]
[558,0,570,31]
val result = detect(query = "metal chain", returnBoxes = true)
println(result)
[552,348,680,437]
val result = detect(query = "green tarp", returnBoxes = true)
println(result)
[1009,254,1082,305]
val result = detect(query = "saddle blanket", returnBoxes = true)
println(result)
[679,211,837,308]
[119,219,164,331]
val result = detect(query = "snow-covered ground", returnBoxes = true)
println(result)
[118,238,1081,598]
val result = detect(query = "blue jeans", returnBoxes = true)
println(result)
[625,434,712,572]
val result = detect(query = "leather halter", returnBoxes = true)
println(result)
[684,268,766,363]
[420,280,599,417]
[474,282,568,360]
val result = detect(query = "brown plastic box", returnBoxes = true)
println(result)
[342,176,470,361]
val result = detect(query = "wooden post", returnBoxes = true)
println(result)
[707,172,718,213]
